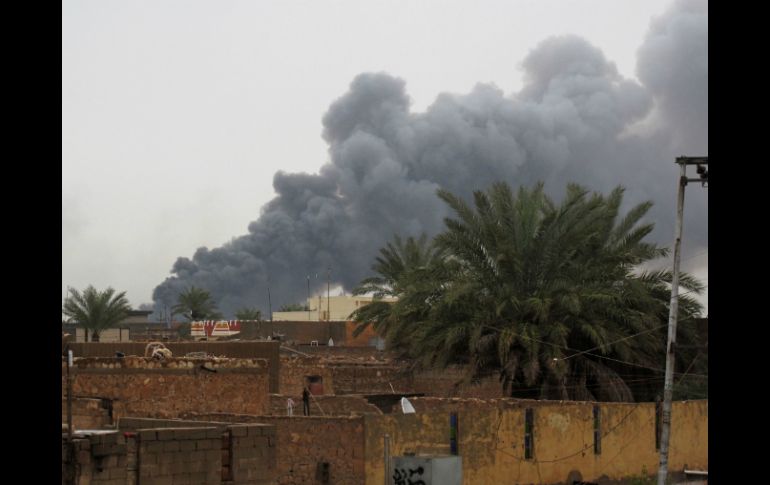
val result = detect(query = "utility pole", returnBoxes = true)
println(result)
[658,156,707,485]
[66,347,73,440]
[326,267,331,322]
[307,275,311,321]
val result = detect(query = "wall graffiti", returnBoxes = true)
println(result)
[393,466,426,485]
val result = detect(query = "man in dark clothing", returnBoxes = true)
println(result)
[302,387,311,416]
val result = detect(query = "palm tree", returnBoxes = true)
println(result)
[234,307,262,321]
[349,234,442,342]
[354,182,705,401]
[62,286,132,342]
[172,286,222,321]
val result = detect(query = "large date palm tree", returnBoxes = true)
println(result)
[352,182,704,401]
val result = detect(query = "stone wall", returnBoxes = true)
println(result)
[328,363,411,395]
[278,355,503,398]
[63,397,113,430]
[64,357,270,419]
[411,367,505,398]
[183,413,366,485]
[268,394,383,416]
[67,342,280,392]
[278,356,335,396]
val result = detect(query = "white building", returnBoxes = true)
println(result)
[272,295,397,321]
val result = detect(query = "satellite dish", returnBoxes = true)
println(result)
[401,397,416,414]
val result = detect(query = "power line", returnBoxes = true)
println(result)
[558,324,668,362]
[479,321,707,378]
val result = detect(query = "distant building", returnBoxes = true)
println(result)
[62,310,178,342]
[272,295,397,322]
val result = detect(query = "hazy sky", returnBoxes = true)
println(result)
[62,0,706,310]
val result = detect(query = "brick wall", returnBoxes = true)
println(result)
[64,357,270,419]
[63,421,277,485]
[183,413,366,485]
[62,431,128,485]
[228,424,277,484]
[63,397,113,430]
[136,427,224,484]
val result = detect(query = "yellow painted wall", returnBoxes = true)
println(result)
[363,400,707,485]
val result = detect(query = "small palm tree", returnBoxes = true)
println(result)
[234,307,262,321]
[172,286,222,321]
[62,286,132,342]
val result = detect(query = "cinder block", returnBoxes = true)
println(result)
[92,443,126,456]
[157,461,173,476]
[206,428,224,439]
[139,429,158,441]
[77,450,92,463]
[171,461,188,474]
[139,463,159,477]
[233,437,254,447]
[109,467,127,479]
[144,442,164,453]
[156,429,176,441]
[247,425,268,437]
[171,473,191,485]
[253,436,268,448]
[187,428,210,440]
[163,441,180,452]
[229,425,248,437]
[140,451,158,464]
[158,453,175,465]
[179,440,196,452]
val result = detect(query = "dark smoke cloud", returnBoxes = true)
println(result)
[153,0,707,317]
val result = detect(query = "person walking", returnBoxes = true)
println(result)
[302,387,311,416]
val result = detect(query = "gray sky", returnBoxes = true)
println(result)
[62,0,706,311]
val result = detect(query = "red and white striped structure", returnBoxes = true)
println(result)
[190,320,243,338]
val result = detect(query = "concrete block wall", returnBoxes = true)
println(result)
[62,431,128,485]
[228,425,277,484]
[181,413,365,485]
[136,426,223,484]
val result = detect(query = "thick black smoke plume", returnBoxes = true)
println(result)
[153,0,707,317]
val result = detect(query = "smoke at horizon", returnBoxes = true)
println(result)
[152,0,707,317]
